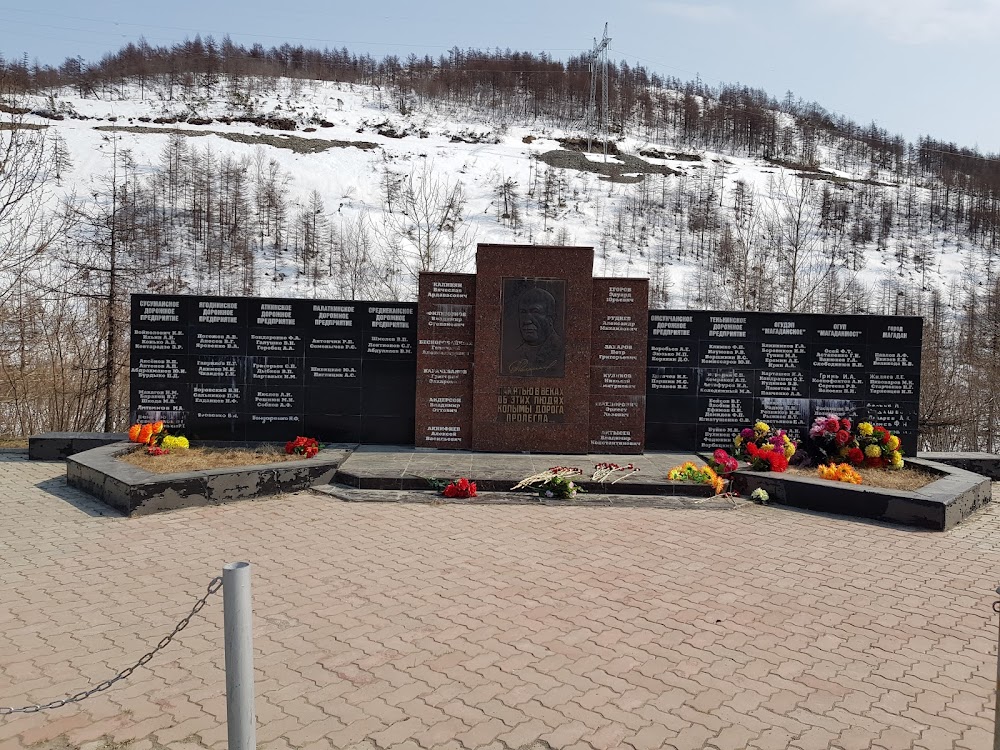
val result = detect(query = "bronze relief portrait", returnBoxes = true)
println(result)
[500,278,566,377]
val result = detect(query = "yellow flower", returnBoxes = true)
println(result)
[887,435,900,451]
[785,445,796,459]
[759,443,774,452]
[734,436,743,447]
[783,434,792,445]
[858,422,874,436]
[754,421,770,434]
[838,446,850,458]
[891,457,904,470]
[864,445,881,458]
[161,435,190,450]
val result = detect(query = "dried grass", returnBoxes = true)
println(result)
[785,464,938,491]
[119,446,306,474]
[0,436,28,448]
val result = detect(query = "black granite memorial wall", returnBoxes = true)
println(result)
[645,311,922,456]
[130,295,417,444]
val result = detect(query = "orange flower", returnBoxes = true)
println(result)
[151,420,165,434]
[128,424,141,442]
[138,424,154,444]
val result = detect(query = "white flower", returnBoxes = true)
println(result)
[545,490,554,497]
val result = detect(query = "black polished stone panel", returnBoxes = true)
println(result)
[131,295,418,446]
[646,310,924,452]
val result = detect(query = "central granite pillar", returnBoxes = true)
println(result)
[471,245,594,453]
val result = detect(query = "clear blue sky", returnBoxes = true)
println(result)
[2,0,998,153]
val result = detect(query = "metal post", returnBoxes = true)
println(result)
[223,562,256,750]
[994,586,1000,750]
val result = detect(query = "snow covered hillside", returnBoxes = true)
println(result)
[16,76,983,312]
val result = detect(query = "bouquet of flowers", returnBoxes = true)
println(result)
[128,420,189,455]
[512,466,585,499]
[591,462,640,483]
[807,414,904,470]
[733,421,796,472]
[441,477,477,498]
[128,420,164,445]
[707,449,739,475]
[667,461,726,495]
[817,463,863,484]
[856,422,904,469]
[161,435,189,450]
[285,436,320,458]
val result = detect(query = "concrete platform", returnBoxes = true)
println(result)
[333,445,714,495]
[29,431,127,460]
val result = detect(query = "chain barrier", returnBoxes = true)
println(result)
[0,576,222,716]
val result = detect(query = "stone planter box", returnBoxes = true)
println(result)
[66,443,351,516]
[730,458,991,531]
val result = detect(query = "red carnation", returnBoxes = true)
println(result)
[847,448,864,465]
[835,430,850,445]
[767,452,789,472]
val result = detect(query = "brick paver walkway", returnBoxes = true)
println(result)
[1,452,998,750]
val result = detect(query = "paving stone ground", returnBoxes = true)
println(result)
[1,450,999,750]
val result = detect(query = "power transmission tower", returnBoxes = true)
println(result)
[586,23,611,160]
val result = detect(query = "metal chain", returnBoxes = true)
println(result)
[0,576,222,716]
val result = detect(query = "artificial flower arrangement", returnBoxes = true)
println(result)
[441,477,477,498]
[128,420,164,445]
[807,414,904,470]
[127,420,189,455]
[667,461,726,495]
[733,421,796,472]
[512,466,585,499]
[284,436,320,458]
[817,463,863,484]
[707,449,739,475]
[750,488,769,504]
[591,462,640,483]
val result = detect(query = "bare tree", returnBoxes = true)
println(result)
[0,92,68,308]
[764,173,838,311]
[377,162,475,286]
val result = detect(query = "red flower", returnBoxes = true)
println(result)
[824,418,840,432]
[840,418,852,430]
[835,430,850,445]
[442,477,476,499]
[766,453,789,472]
[847,448,864,465]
